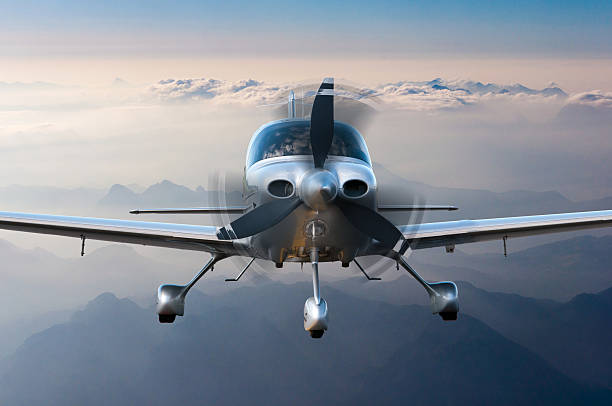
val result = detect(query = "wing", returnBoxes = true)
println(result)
[0,211,237,254]
[129,206,247,214]
[377,205,458,212]
[399,210,612,250]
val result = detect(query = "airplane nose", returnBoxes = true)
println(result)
[320,184,335,200]
[300,169,338,210]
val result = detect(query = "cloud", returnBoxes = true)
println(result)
[566,90,612,109]
[149,78,288,104]
[148,77,569,111]
[371,79,568,111]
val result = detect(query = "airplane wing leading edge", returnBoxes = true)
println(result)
[400,210,612,250]
[0,211,237,254]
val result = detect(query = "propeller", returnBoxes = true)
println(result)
[217,77,404,249]
[310,78,335,168]
[217,196,302,240]
[335,197,402,246]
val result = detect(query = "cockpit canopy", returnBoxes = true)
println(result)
[246,119,371,168]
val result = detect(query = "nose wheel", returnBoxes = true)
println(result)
[304,249,328,338]
[158,314,176,323]
[309,330,325,338]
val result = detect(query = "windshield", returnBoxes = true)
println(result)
[246,120,371,167]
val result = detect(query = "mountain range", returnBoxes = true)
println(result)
[1,168,611,220]
[0,282,610,406]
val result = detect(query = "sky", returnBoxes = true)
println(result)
[0,1,611,199]
[1,1,612,58]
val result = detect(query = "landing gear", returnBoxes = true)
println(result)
[439,312,458,321]
[158,314,176,323]
[394,253,459,320]
[304,249,328,338]
[309,330,325,338]
[156,253,226,323]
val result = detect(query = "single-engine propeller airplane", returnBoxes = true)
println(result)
[1,78,612,338]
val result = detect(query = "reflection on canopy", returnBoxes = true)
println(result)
[246,120,371,167]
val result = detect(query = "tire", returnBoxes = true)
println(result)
[309,330,325,339]
[159,314,176,323]
[439,312,458,321]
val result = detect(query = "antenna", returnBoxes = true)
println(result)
[288,90,296,118]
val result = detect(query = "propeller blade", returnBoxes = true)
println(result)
[336,198,403,247]
[217,196,302,240]
[310,78,334,168]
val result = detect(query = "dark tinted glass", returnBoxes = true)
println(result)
[246,120,371,167]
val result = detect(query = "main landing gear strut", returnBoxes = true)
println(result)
[392,251,459,320]
[156,253,227,323]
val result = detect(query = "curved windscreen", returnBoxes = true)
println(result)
[246,120,371,167]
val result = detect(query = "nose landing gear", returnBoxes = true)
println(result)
[304,249,328,338]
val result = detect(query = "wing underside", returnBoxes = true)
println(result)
[0,211,236,254]
[400,210,612,249]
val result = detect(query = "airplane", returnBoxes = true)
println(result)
[1,77,611,339]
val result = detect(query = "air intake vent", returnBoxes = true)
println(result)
[342,180,368,198]
[268,180,294,198]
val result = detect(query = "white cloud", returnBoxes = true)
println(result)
[147,77,569,111]
[149,78,289,105]
[566,90,612,109]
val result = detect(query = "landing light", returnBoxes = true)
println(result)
[304,219,327,238]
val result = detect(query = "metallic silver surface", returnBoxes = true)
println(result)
[299,168,339,210]
[428,282,459,315]
[157,284,186,316]
[377,204,458,212]
[130,207,247,214]
[157,254,224,318]
[399,209,612,250]
[303,297,328,332]
[311,249,321,304]
[395,253,458,316]
[288,91,296,119]
[225,257,255,282]
[244,155,376,263]
[0,211,237,254]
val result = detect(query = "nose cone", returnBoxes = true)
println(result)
[300,169,338,210]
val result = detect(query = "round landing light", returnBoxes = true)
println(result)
[304,219,327,238]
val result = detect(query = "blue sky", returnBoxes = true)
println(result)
[1,0,611,57]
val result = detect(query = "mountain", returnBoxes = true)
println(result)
[359,312,607,406]
[458,282,612,389]
[0,184,105,212]
[0,285,609,406]
[98,179,243,209]
[416,235,612,300]
[2,177,610,230]
[374,163,612,224]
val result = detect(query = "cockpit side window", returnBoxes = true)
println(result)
[246,120,371,167]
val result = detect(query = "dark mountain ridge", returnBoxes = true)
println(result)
[0,283,610,406]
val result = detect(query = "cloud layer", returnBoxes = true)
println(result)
[148,77,573,111]
[566,90,612,109]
